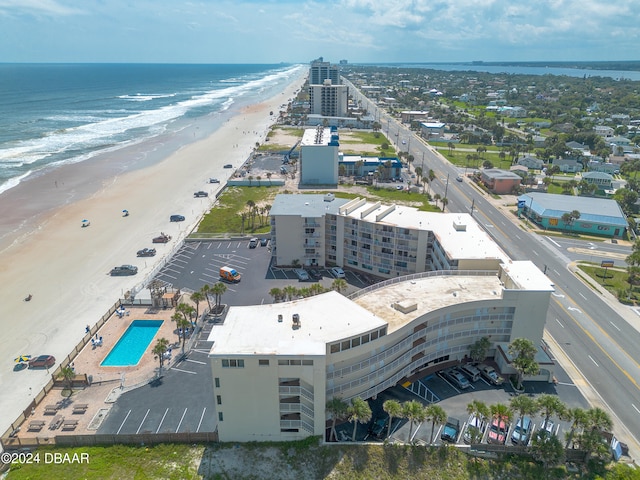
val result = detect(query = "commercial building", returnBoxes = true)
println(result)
[298,127,340,186]
[209,263,552,442]
[309,59,340,85]
[517,192,628,238]
[479,169,522,194]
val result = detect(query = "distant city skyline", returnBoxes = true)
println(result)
[0,0,638,64]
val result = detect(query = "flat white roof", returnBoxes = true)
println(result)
[343,201,509,262]
[301,127,333,147]
[208,291,386,356]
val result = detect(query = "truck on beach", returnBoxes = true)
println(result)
[220,266,241,283]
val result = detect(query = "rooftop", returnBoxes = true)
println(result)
[208,291,386,356]
[270,194,349,217]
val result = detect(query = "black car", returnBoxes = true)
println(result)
[110,265,138,276]
[368,417,388,439]
[209,178,220,183]
[170,215,185,222]
[194,191,208,198]
[260,238,268,247]
[223,164,233,169]
[136,248,156,257]
[307,268,322,280]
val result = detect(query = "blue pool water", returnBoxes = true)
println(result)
[101,320,163,367]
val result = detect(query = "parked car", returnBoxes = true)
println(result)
[487,417,509,444]
[223,164,233,169]
[368,417,388,439]
[460,363,481,382]
[463,414,486,444]
[136,248,156,257]
[443,368,471,389]
[194,191,208,197]
[538,419,556,440]
[260,238,268,247]
[209,178,220,183]
[330,267,345,278]
[110,265,138,276]
[307,268,322,280]
[441,417,461,443]
[28,355,56,369]
[170,214,185,222]
[478,364,504,385]
[294,269,310,281]
[511,416,533,445]
[249,238,258,248]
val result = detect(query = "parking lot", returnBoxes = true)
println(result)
[331,360,590,446]
[153,239,375,304]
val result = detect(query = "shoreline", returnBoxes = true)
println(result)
[0,69,307,435]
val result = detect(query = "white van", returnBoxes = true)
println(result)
[460,363,481,382]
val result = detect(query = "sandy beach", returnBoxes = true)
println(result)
[0,68,307,436]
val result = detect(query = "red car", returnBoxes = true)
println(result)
[487,417,508,444]
[28,355,56,369]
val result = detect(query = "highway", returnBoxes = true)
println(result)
[347,81,640,456]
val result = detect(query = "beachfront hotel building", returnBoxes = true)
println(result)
[309,59,340,85]
[208,194,554,442]
[299,127,340,185]
[309,81,349,117]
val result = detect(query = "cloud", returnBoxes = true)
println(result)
[0,0,83,16]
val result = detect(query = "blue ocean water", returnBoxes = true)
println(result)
[0,63,301,194]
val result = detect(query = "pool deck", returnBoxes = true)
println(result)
[14,304,194,439]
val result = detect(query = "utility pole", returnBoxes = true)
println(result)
[470,198,475,216]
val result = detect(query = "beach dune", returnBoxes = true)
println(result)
[0,70,306,435]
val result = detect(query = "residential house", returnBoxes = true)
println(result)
[517,155,544,170]
[582,171,614,191]
[554,158,583,173]
[595,125,615,137]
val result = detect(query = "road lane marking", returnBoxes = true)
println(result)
[156,408,169,434]
[609,321,621,332]
[579,292,587,300]
[176,408,188,433]
[589,355,599,367]
[136,409,150,434]
[633,404,640,415]
[117,410,131,435]
[172,367,197,375]
[553,269,560,275]
[546,236,561,248]
[532,250,538,256]
[555,318,564,328]
[185,358,206,365]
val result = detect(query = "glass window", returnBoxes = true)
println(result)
[218,412,224,421]
[259,359,269,366]
[238,359,244,368]
[302,360,313,366]
[371,330,379,340]
[330,343,340,353]
[216,395,222,405]
[351,337,361,348]
[361,334,370,344]
[290,359,301,365]
[214,377,220,388]
[222,359,229,368]
[341,340,350,351]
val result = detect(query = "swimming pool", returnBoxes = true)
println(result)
[101,320,163,367]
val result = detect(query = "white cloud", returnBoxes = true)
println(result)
[0,0,83,16]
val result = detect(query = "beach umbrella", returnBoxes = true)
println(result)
[82,219,89,223]
[122,209,128,213]
[14,355,31,363]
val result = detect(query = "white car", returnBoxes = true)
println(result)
[330,267,345,278]
[293,268,310,281]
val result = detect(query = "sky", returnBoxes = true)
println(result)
[0,0,639,64]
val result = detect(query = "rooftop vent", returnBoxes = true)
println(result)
[392,300,418,314]
[324,193,335,202]
[292,313,301,330]
[278,314,283,323]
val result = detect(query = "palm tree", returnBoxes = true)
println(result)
[508,337,539,390]
[190,291,204,321]
[466,400,490,443]
[425,404,447,444]
[433,193,441,208]
[247,175,253,187]
[441,197,449,212]
[510,395,539,441]
[283,285,298,301]
[176,302,196,325]
[490,403,512,433]
[331,278,348,294]
[326,397,348,442]
[536,394,565,430]
[269,287,283,303]
[59,365,75,393]
[211,281,228,313]
[383,399,403,438]
[266,172,272,185]
[348,397,372,441]
[402,400,426,442]
[152,337,170,373]
[172,313,191,352]
[564,407,588,448]
[200,284,213,313]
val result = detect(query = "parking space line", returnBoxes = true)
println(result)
[176,408,188,433]
[116,410,131,434]
[185,358,207,365]
[197,408,207,432]
[172,367,197,375]
[136,409,150,434]
[156,408,169,433]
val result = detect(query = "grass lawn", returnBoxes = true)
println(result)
[576,263,637,303]
[339,130,396,156]
[195,186,278,235]
[5,440,612,480]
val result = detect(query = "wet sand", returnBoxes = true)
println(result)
[0,68,307,436]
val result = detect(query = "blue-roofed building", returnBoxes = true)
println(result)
[517,192,628,238]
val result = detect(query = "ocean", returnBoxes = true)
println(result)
[0,63,303,195]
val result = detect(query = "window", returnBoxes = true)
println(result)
[218,412,224,421]
[259,359,269,366]
[341,340,350,351]
[371,330,379,340]
[351,337,361,348]
[330,343,340,354]
[214,377,220,388]
[216,395,222,405]
[302,360,313,366]
[361,333,370,344]
[222,358,244,368]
